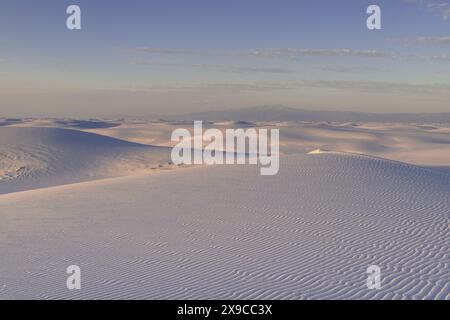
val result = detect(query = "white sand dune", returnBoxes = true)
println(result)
[0,127,172,195]
[73,119,450,167]
[3,118,450,167]
[0,153,448,299]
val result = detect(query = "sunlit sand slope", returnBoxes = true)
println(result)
[0,153,448,299]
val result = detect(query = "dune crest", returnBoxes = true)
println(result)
[0,127,172,195]
[308,148,333,154]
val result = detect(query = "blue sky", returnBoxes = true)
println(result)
[0,0,449,117]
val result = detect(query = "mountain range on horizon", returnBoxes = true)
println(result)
[166,105,450,123]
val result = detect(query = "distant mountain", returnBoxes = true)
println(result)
[168,105,450,123]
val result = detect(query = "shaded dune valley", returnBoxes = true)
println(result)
[0,119,449,299]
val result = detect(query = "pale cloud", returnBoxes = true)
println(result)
[430,54,450,61]
[130,47,389,59]
[418,36,450,45]
[395,35,450,45]
[244,48,388,59]
[109,82,293,94]
[403,0,450,20]
[110,80,450,95]
[319,65,384,74]
[132,47,201,55]
[130,47,450,63]
[131,62,295,74]
[427,2,450,20]
[319,65,357,73]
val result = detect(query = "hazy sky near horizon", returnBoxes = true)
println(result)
[1,0,449,117]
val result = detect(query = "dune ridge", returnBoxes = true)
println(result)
[0,127,173,195]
